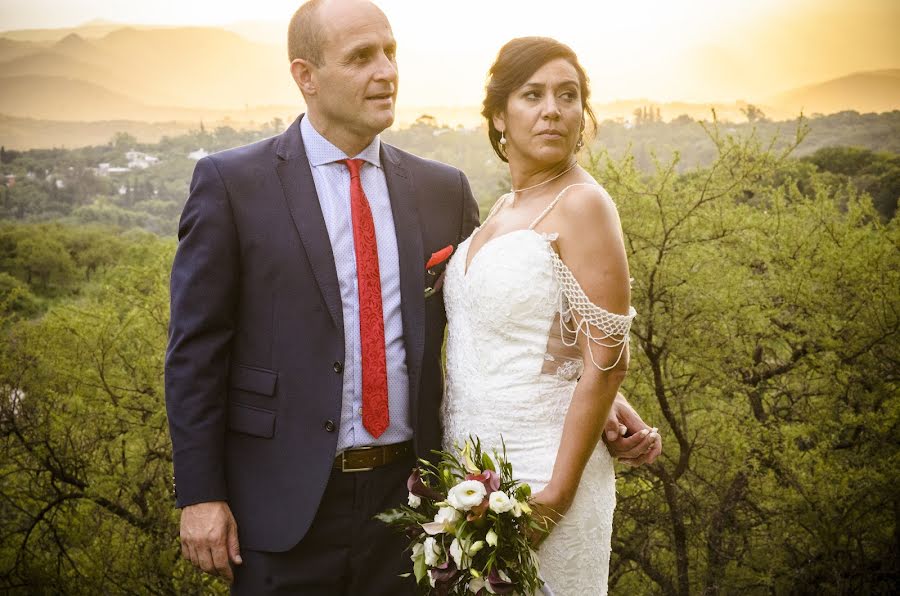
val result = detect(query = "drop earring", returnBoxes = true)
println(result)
[499,131,507,145]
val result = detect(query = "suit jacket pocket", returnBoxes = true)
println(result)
[227,403,276,438]
[230,364,278,396]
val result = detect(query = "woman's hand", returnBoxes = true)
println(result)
[528,485,573,547]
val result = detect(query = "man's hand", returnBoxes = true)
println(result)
[603,393,662,467]
[180,500,242,583]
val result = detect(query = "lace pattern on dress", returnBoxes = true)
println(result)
[549,248,636,372]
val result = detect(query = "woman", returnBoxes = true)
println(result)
[441,37,635,594]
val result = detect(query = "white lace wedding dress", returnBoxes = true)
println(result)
[441,183,636,595]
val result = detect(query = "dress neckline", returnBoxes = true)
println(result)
[462,228,553,278]
[463,182,595,276]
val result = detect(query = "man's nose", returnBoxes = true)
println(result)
[374,52,398,82]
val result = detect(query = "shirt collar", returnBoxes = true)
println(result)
[300,114,382,169]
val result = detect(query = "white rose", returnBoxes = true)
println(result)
[408,492,422,508]
[423,536,441,567]
[447,480,487,511]
[422,506,462,535]
[449,537,469,570]
[485,528,498,547]
[435,505,461,525]
[488,491,514,513]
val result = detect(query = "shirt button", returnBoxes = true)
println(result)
[333,361,343,373]
[324,420,336,432]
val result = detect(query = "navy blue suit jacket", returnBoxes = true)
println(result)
[165,116,480,551]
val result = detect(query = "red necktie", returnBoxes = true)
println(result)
[341,159,389,438]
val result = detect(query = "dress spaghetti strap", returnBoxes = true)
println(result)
[528,182,597,230]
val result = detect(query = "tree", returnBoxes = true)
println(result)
[595,121,899,594]
[741,103,766,123]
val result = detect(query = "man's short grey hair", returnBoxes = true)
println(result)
[288,0,327,66]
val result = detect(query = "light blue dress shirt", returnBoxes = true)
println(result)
[300,115,412,453]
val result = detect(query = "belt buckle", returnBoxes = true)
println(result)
[341,447,376,473]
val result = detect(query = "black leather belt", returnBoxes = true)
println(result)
[333,441,413,472]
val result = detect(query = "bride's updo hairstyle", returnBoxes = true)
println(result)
[482,37,597,163]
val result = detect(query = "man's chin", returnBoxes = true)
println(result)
[369,110,395,132]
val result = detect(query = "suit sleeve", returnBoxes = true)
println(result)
[457,170,481,241]
[165,156,239,508]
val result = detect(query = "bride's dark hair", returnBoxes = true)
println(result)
[482,37,597,163]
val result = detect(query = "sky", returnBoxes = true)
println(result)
[1,0,898,105]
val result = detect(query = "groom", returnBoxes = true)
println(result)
[165,0,661,593]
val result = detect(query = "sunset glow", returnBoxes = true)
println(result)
[1,0,897,108]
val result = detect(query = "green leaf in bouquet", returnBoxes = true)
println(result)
[374,509,407,525]
[413,554,426,584]
[515,483,532,500]
[481,452,496,472]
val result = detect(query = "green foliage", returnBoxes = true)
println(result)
[802,146,900,220]
[0,230,227,594]
[595,122,899,594]
[0,117,897,593]
[2,111,895,234]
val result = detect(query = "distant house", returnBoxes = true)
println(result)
[96,163,130,176]
[188,149,209,161]
[125,151,159,169]
[55,179,65,189]
[3,174,14,188]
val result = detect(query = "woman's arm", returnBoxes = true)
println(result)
[532,184,633,529]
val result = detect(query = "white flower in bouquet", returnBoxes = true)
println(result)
[488,490,514,513]
[407,492,421,508]
[485,528,498,547]
[410,542,424,563]
[423,536,442,566]
[447,479,487,511]
[512,499,531,518]
[450,537,470,570]
[423,505,462,535]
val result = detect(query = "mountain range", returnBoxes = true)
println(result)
[0,23,897,134]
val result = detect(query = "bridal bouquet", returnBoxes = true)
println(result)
[377,437,546,595]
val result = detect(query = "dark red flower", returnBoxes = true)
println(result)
[487,569,516,594]
[407,468,442,501]
[431,560,459,596]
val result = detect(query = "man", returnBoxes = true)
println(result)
[165,1,661,593]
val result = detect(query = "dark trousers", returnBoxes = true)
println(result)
[231,456,416,595]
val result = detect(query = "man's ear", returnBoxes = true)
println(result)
[290,58,317,96]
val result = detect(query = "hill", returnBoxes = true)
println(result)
[771,70,900,115]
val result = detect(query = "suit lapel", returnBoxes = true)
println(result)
[275,117,343,330]
[381,144,425,405]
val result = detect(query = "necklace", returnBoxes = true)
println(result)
[510,161,578,194]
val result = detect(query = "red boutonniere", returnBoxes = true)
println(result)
[426,245,454,272]
[424,245,454,298]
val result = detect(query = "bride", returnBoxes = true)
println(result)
[441,37,636,595]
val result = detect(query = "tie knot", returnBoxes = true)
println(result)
[340,158,365,179]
